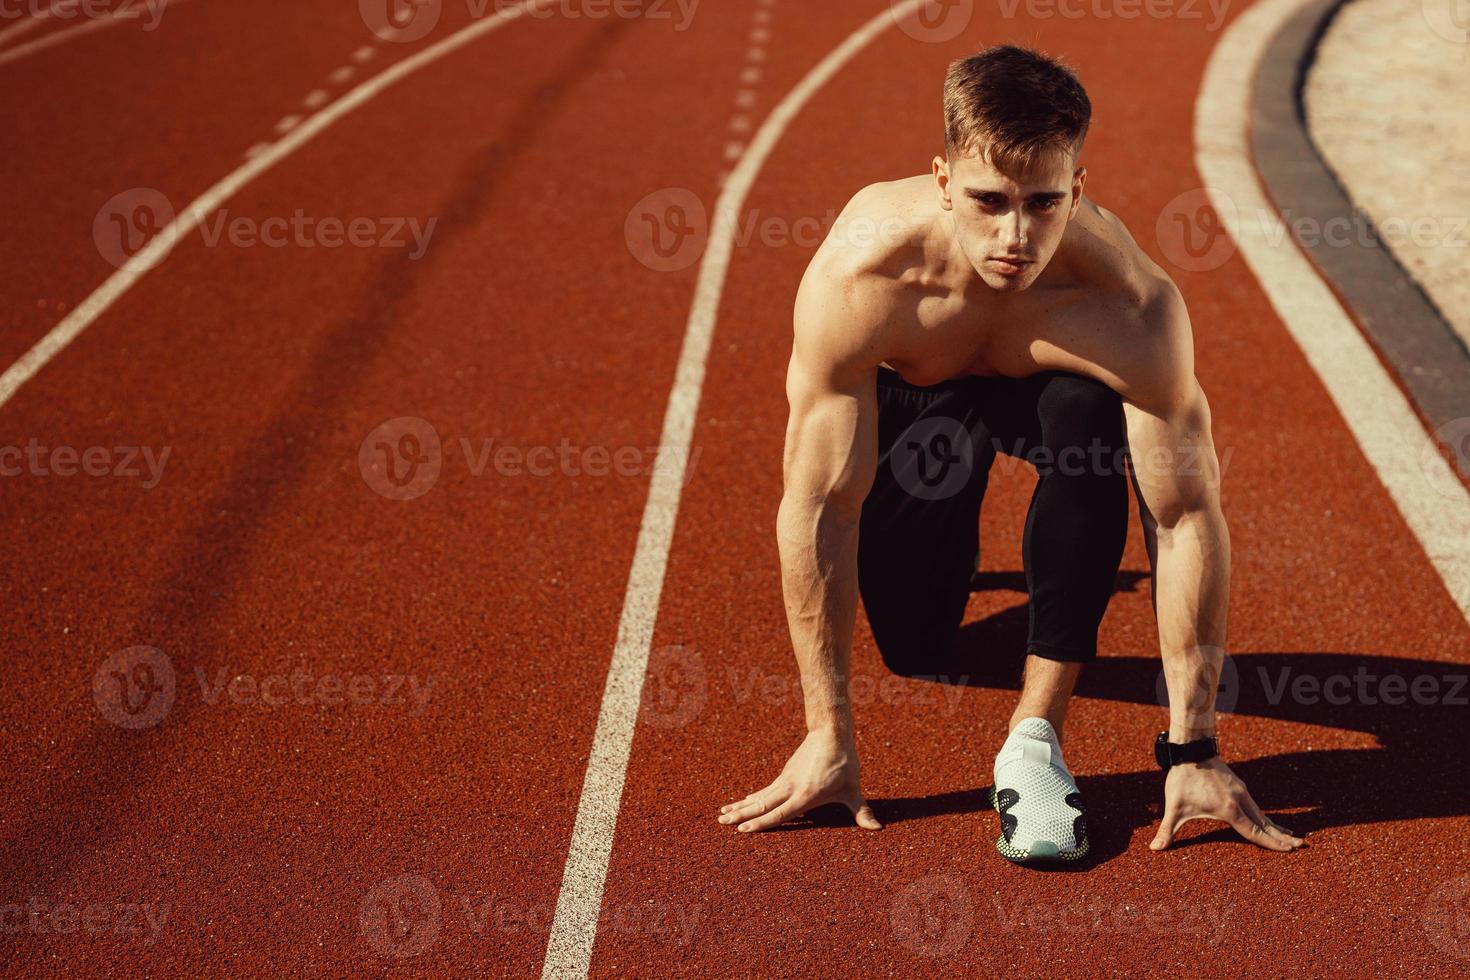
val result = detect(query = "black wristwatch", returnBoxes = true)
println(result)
[1154,732,1219,772]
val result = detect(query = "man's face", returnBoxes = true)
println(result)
[933,147,1085,292]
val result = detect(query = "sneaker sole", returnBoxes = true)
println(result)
[988,785,1090,864]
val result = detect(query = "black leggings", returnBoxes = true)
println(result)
[857,367,1129,670]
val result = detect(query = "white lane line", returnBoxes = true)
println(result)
[0,0,192,69]
[328,64,356,84]
[0,0,557,410]
[1198,0,1470,621]
[274,114,302,134]
[0,1,57,48]
[538,4,927,976]
[303,88,329,109]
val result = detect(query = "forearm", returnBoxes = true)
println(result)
[1151,505,1231,740]
[776,492,861,736]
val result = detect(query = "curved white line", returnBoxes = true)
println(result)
[539,2,928,976]
[0,0,193,69]
[1196,0,1470,620]
[0,1,57,48]
[0,0,554,408]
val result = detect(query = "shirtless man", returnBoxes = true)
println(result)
[717,45,1304,862]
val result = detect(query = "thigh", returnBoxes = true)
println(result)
[858,369,996,673]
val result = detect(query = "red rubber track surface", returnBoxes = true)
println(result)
[1,0,1466,976]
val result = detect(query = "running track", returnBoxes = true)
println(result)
[1,0,1467,975]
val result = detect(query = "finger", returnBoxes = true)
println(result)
[1264,817,1298,839]
[849,797,882,831]
[1228,807,1294,852]
[719,787,780,825]
[719,789,766,813]
[737,796,802,833]
[1241,797,1304,849]
[1150,803,1181,851]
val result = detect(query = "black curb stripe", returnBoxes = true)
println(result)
[1251,0,1470,436]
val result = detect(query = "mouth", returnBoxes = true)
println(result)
[987,257,1033,277]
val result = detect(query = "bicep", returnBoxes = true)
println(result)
[1123,379,1222,532]
[782,345,878,523]
[783,270,880,522]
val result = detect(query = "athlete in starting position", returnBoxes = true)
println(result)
[718,45,1304,862]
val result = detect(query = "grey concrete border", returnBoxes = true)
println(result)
[1251,0,1470,435]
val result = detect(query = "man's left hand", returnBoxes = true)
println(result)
[1150,757,1305,852]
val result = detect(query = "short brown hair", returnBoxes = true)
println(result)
[943,45,1091,176]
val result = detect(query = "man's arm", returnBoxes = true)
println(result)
[1124,281,1303,852]
[717,254,884,833]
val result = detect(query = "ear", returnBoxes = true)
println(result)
[933,155,953,211]
[1068,166,1087,219]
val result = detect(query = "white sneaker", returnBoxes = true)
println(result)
[989,717,1089,863]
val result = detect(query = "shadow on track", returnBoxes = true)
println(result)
[780,571,1469,866]
[0,16,634,913]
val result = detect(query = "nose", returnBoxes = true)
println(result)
[1001,209,1027,251]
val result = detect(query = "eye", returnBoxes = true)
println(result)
[1031,198,1062,212]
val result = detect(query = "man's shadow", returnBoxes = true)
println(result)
[780,570,1470,869]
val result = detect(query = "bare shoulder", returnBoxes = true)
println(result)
[1066,200,1197,413]
[792,177,931,376]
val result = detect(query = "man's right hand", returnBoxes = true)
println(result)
[717,728,882,833]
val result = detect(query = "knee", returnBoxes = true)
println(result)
[1033,375,1126,476]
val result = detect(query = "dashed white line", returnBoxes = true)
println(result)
[274,114,303,134]
[328,65,356,85]
[537,3,927,976]
[0,0,559,410]
[0,0,195,70]
[303,89,329,109]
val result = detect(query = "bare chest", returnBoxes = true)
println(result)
[883,288,1128,389]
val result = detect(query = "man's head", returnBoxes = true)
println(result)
[934,45,1091,292]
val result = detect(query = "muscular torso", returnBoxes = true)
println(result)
[824,175,1170,402]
